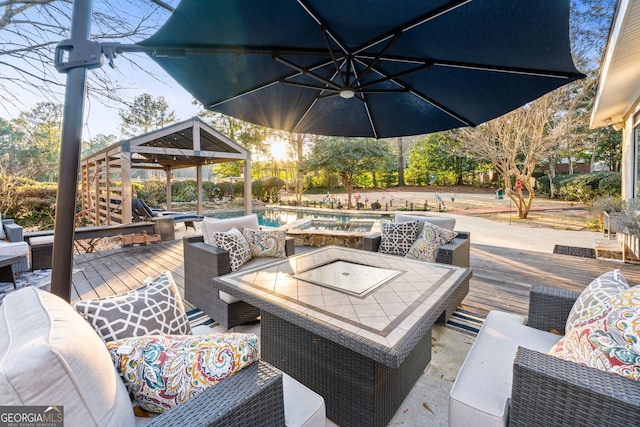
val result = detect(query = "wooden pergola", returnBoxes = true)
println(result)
[80,117,251,226]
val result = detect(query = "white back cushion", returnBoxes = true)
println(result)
[0,287,134,427]
[395,213,456,234]
[202,214,260,245]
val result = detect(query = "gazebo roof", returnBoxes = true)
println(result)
[83,116,249,169]
[79,116,252,227]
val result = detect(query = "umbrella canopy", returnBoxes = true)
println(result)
[139,0,584,138]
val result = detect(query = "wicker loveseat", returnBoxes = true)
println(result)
[183,214,295,329]
[362,213,470,267]
[450,284,640,426]
[0,286,288,426]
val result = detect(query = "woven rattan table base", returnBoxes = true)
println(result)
[261,312,432,427]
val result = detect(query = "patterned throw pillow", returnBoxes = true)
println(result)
[212,227,252,271]
[565,269,629,333]
[107,333,260,413]
[549,286,640,381]
[74,271,191,342]
[405,223,458,262]
[242,227,287,258]
[378,220,419,256]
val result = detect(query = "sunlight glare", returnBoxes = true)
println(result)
[269,139,289,161]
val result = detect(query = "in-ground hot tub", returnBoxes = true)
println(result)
[284,218,381,248]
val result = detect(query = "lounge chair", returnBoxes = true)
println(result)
[132,198,204,231]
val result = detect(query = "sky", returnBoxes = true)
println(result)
[1,0,200,140]
[80,55,201,139]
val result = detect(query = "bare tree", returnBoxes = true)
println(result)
[461,80,593,219]
[0,0,174,115]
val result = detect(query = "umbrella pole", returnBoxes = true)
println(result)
[51,0,94,302]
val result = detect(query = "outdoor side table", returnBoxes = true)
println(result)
[0,255,23,288]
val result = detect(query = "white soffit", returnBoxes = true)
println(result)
[591,0,640,128]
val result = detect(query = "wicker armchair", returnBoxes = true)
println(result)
[509,286,640,426]
[1,219,29,273]
[183,234,295,329]
[362,231,470,267]
[451,285,640,426]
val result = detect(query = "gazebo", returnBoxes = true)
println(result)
[80,117,251,226]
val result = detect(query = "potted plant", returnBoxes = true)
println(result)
[591,196,624,239]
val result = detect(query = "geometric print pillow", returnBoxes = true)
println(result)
[74,271,191,343]
[242,227,287,258]
[107,333,260,413]
[565,269,629,334]
[404,223,457,262]
[378,220,419,256]
[549,286,640,382]
[212,227,252,271]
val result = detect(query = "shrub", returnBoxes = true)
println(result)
[233,181,245,197]
[537,172,621,202]
[597,172,621,197]
[216,182,234,199]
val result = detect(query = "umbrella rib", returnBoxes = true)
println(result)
[356,63,432,91]
[351,62,379,138]
[431,60,585,79]
[273,54,343,90]
[297,0,350,55]
[209,58,339,108]
[352,32,402,88]
[282,80,340,93]
[321,27,347,86]
[354,57,475,127]
[291,67,344,134]
[353,0,472,55]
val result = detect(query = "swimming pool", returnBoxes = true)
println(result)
[205,208,388,228]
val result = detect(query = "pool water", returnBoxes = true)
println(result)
[206,208,384,228]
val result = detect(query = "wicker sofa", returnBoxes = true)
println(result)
[449,285,640,426]
[183,214,295,329]
[0,218,29,273]
[362,213,470,267]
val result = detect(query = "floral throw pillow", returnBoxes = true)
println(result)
[404,223,458,262]
[107,333,260,413]
[565,269,629,333]
[549,286,640,381]
[212,227,252,271]
[242,227,287,258]
[378,220,419,256]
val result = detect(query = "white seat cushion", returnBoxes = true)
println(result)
[0,287,135,427]
[29,235,55,246]
[0,240,29,257]
[202,214,260,245]
[395,213,456,233]
[449,311,561,427]
[283,374,326,427]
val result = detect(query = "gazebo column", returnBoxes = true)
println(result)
[165,166,172,210]
[244,157,252,214]
[197,163,203,216]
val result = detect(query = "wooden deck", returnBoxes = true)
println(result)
[71,239,640,318]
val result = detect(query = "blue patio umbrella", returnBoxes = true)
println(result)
[52,0,583,301]
[138,0,584,138]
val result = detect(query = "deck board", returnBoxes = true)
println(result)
[70,240,640,319]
